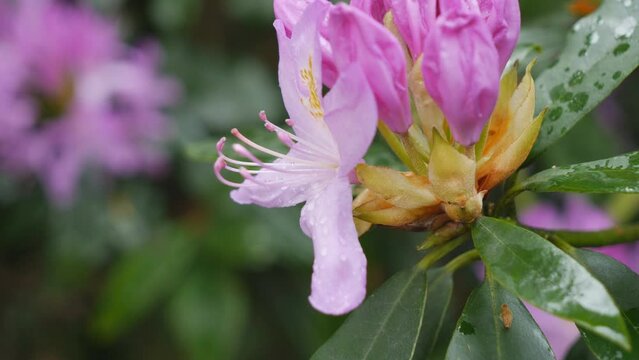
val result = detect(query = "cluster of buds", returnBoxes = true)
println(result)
[215,0,546,315]
[355,62,545,232]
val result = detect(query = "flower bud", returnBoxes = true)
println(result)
[327,4,412,134]
[388,0,436,58]
[422,7,500,146]
[477,0,521,70]
[350,0,391,22]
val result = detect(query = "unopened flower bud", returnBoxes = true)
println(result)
[422,6,501,146]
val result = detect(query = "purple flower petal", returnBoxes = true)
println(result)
[301,179,367,315]
[389,0,436,58]
[323,64,378,176]
[327,4,411,133]
[422,6,500,145]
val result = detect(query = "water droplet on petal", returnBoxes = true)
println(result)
[614,17,637,38]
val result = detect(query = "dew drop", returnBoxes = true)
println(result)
[548,107,563,122]
[569,71,585,86]
[594,81,604,90]
[568,93,589,112]
[614,17,637,39]
[613,71,623,80]
[585,32,600,48]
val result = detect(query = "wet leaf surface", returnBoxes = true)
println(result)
[569,249,639,359]
[529,0,639,159]
[445,277,554,360]
[514,151,639,196]
[312,268,452,360]
[472,217,630,350]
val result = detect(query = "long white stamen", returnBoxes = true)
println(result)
[231,129,333,167]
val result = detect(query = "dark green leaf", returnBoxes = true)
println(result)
[168,271,248,360]
[513,152,639,197]
[312,268,450,360]
[529,0,639,159]
[472,217,630,350]
[414,269,454,359]
[445,277,554,360]
[565,339,598,360]
[569,249,639,359]
[91,228,196,341]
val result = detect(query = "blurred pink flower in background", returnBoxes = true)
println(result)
[519,195,638,358]
[0,0,178,205]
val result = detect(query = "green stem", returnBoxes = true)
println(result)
[444,249,480,274]
[418,236,467,269]
[377,122,413,171]
[418,222,467,251]
[530,223,639,248]
[400,134,429,176]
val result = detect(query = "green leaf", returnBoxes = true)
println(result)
[531,223,639,248]
[512,151,639,198]
[168,271,248,360]
[569,249,639,359]
[445,278,554,360]
[565,340,598,360]
[529,0,639,159]
[472,217,630,350]
[312,268,452,360]
[414,269,454,359]
[91,228,196,341]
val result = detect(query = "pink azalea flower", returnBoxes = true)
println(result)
[422,4,501,146]
[388,0,436,58]
[0,0,177,205]
[273,0,339,86]
[215,1,378,315]
[276,0,519,144]
[350,0,391,22]
[519,195,639,358]
[327,4,412,134]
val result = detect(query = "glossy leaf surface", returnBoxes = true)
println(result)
[570,249,639,359]
[513,151,639,197]
[529,0,639,158]
[312,268,452,360]
[445,278,554,360]
[472,217,630,349]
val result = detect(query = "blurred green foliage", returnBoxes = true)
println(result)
[0,0,638,359]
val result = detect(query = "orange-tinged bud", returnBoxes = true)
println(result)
[477,62,544,191]
[356,163,439,209]
[429,131,482,223]
[442,191,485,224]
[353,189,438,226]
[479,110,545,191]
[429,131,477,203]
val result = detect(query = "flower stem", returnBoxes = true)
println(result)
[418,222,467,251]
[531,223,639,248]
[377,122,414,171]
[418,235,467,269]
[444,249,480,274]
